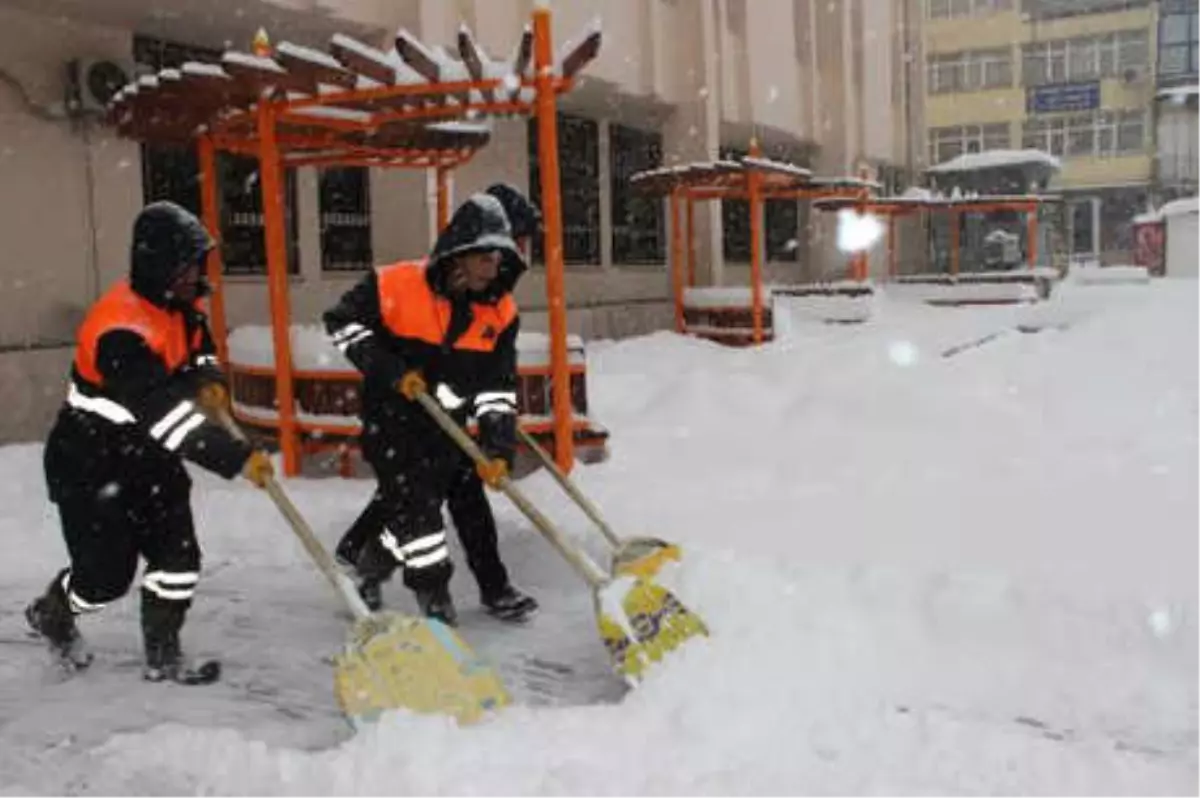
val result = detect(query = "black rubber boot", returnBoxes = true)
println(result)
[482,584,539,623]
[141,593,220,685]
[25,569,93,670]
[352,534,400,612]
[415,585,458,627]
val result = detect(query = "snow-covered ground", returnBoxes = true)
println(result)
[0,276,1195,794]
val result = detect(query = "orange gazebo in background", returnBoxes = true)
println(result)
[630,141,879,346]
[107,8,601,476]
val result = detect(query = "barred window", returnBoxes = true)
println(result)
[928,0,1013,20]
[610,124,665,265]
[1021,110,1145,157]
[319,167,372,273]
[528,113,600,265]
[928,123,1011,165]
[1022,29,1149,85]
[134,35,300,276]
[927,48,1013,93]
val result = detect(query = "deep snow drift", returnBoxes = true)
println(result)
[0,276,1195,794]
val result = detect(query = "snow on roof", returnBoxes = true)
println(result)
[741,156,812,179]
[927,149,1062,174]
[426,119,493,134]
[1160,195,1199,218]
[276,40,346,73]
[288,103,372,123]
[330,33,395,74]
[222,51,288,75]
[181,61,228,80]
[557,15,602,63]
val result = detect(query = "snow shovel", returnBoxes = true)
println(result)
[515,426,681,579]
[213,408,510,728]
[409,388,708,683]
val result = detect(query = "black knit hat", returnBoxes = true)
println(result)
[484,183,541,240]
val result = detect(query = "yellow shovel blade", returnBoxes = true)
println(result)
[596,578,709,682]
[332,612,510,729]
[612,538,683,579]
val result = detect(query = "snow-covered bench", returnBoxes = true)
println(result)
[225,325,610,476]
[885,268,1059,306]
[683,282,875,344]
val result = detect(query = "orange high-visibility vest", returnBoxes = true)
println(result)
[376,261,516,351]
[74,280,200,387]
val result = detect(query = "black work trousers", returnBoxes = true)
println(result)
[345,440,510,598]
[42,413,202,618]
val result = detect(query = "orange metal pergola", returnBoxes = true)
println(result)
[630,141,879,345]
[107,9,601,476]
[812,193,1062,278]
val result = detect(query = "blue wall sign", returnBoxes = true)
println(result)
[1027,82,1102,114]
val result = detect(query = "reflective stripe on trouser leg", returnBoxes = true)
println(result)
[61,571,108,614]
[380,530,449,571]
[141,570,200,601]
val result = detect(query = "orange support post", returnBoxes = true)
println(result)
[436,165,450,232]
[533,8,575,474]
[257,101,300,476]
[1026,206,1038,269]
[670,190,685,334]
[685,195,696,287]
[747,143,764,345]
[197,134,228,366]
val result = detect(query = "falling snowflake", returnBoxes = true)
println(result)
[98,482,122,500]
[887,341,919,367]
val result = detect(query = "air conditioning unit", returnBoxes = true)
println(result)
[65,58,132,116]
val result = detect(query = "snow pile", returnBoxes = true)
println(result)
[682,286,779,309]
[884,279,1043,305]
[1071,264,1151,286]
[0,280,1194,794]
[773,290,875,327]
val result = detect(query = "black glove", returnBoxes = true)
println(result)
[477,411,516,470]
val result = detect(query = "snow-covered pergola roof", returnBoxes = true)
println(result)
[926,149,1062,175]
[629,155,881,199]
[107,17,602,168]
[813,193,1063,215]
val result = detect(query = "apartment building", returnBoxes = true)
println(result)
[0,0,919,442]
[1154,0,1198,201]
[924,0,1159,264]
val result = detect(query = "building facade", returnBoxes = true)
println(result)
[0,0,921,443]
[1153,0,1198,202]
[923,0,1159,264]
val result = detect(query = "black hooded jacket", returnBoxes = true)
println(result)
[47,202,252,500]
[323,193,527,458]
